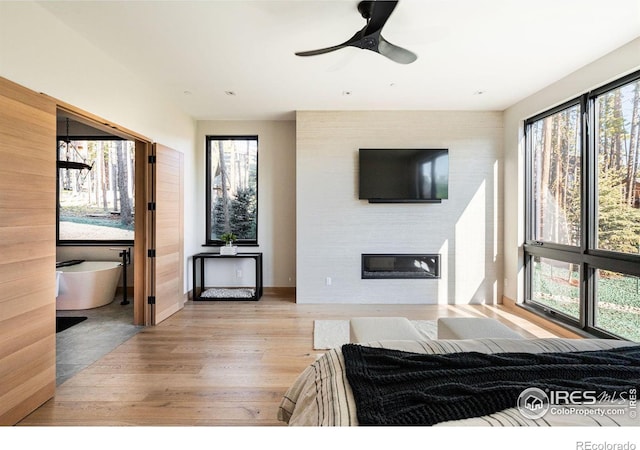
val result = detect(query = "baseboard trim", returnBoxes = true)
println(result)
[502,296,584,339]
[263,287,296,297]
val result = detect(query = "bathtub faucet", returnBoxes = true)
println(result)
[116,248,130,265]
[110,247,131,305]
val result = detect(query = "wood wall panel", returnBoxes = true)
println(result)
[0,288,52,322]
[0,328,55,399]
[0,208,52,227]
[133,140,150,326]
[0,77,56,425]
[152,144,184,325]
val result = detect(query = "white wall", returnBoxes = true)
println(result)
[296,111,503,304]
[0,1,198,293]
[502,37,640,303]
[195,120,296,288]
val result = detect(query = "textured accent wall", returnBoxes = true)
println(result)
[296,111,503,304]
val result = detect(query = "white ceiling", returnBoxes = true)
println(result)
[39,0,640,121]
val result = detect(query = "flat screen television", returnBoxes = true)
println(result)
[358,148,449,203]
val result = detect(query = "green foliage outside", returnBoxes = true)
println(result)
[531,79,639,340]
[59,204,134,231]
[597,168,640,253]
[596,271,640,343]
[533,263,640,342]
[58,139,134,241]
[213,187,257,241]
[532,262,580,319]
[60,216,133,231]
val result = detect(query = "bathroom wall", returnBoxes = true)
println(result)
[56,247,134,291]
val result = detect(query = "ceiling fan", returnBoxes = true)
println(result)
[295,0,417,64]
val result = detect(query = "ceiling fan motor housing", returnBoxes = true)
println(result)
[357,1,375,19]
[360,36,379,50]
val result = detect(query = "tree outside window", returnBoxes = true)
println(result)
[206,136,258,245]
[57,138,135,243]
[525,71,640,342]
[595,79,640,254]
[529,104,581,247]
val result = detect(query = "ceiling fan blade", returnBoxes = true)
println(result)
[295,44,349,57]
[295,29,364,57]
[295,1,414,64]
[377,35,417,64]
[361,0,398,35]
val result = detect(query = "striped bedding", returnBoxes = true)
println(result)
[277,338,639,426]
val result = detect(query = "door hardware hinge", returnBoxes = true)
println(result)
[147,202,156,211]
[148,155,156,164]
[147,296,156,305]
[148,249,156,258]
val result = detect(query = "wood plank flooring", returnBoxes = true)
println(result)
[18,293,562,426]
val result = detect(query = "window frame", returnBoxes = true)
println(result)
[56,135,135,247]
[524,96,585,253]
[205,135,259,247]
[524,70,640,340]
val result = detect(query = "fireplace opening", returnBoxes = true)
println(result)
[361,254,440,279]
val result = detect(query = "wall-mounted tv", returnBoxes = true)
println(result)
[359,148,449,203]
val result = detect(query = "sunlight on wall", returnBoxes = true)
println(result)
[493,160,499,261]
[493,280,498,306]
[455,181,486,303]
[296,110,503,304]
[438,239,449,304]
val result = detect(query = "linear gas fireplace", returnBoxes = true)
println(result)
[361,254,440,279]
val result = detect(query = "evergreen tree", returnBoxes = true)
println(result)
[597,167,640,253]
[230,187,257,239]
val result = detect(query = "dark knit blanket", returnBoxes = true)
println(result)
[342,344,640,426]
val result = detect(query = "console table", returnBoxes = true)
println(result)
[192,252,263,301]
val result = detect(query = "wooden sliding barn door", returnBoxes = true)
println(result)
[147,143,184,325]
[0,77,56,424]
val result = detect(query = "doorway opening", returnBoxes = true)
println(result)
[54,107,150,384]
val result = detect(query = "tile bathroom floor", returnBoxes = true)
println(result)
[55,298,142,385]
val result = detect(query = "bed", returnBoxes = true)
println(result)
[277,338,640,426]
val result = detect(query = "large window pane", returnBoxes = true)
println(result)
[58,139,135,242]
[530,256,580,319]
[595,79,640,254]
[530,105,581,246]
[525,72,640,339]
[595,270,640,342]
[206,136,258,245]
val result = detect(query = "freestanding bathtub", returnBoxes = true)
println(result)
[56,261,122,310]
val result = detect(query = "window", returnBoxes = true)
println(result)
[525,70,640,341]
[594,270,640,342]
[530,256,580,320]
[529,102,581,247]
[205,136,258,245]
[57,138,135,244]
[595,81,640,254]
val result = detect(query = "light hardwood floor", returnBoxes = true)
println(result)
[19,293,563,426]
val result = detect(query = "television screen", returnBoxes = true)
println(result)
[358,149,449,202]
